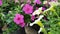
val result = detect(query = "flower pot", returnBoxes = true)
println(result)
[25,26,38,34]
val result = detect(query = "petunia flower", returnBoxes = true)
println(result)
[34,0,41,4]
[27,0,31,4]
[14,0,19,3]
[31,15,35,21]
[0,0,2,6]
[19,22,25,27]
[30,15,44,34]
[13,14,25,27]
[43,1,47,4]
[23,4,33,14]
[49,1,59,6]
[42,7,46,11]
[32,7,42,15]
[43,1,59,12]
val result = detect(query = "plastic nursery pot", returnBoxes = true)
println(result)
[25,26,38,34]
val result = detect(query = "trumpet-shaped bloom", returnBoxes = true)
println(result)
[32,7,42,15]
[23,4,33,14]
[49,1,59,6]
[27,0,31,3]
[13,14,25,27]
[19,22,25,27]
[43,1,47,4]
[34,0,41,4]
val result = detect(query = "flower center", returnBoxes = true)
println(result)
[17,17,20,20]
[27,8,29,11]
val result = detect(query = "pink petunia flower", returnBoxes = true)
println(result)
[34,0,41,4]
[42,7,46,11]
[31,15,35,21]
[27,0,31,4]
[15,0,19,3]
[0,0,2,6]
[23,4,33,14]
[13,14,25,27]
[19,22,25,27]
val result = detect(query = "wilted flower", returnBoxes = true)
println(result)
[34,0,41,4]
[0,0,2,6]
[13,14,25,27]
[23,4,33,14]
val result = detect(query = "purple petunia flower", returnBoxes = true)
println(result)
[23,4,33,14]
[0,0,2,6]
[13,14,25,27]
[42,7,46,11]
[31,15,35,21]
[34,0,41,4]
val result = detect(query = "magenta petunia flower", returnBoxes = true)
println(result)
[31,15,35,21]
[34,0,41,4]
[13,14,25,27]
[0,0,2,6]
[19,22,25,27]
[23,4,33,14]
[42,7,46,11]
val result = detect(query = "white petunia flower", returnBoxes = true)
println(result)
[49,1,60,6]
[30,15,44,34]
[44,6,54,13]
[32,7,42,15]
[43,1,47,4]
[30,15,44,26]
[43,1,60,13]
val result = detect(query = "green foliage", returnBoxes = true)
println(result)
[0,0,60,34]
[41,6,60,34]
